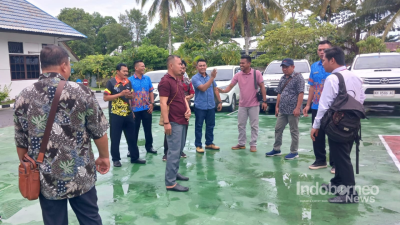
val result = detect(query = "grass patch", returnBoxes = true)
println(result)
[90,87,104,91]
[0,99,15,105]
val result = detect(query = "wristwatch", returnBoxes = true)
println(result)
[262,100,267,103]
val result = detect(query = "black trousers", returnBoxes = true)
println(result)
[39,187,101,225]
[133,110,153,152]
[164,124,189,155]
[110,113,139,161]
[312,109,334,167]
[329,138,355,188]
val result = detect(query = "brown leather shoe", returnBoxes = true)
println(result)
[232,144,246,150]
[205,144,220,150]
[250,146,257,152]
[196,146,204,153]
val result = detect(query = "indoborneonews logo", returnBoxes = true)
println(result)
[296,182,379,203]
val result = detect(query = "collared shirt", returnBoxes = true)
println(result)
[191,72,217,110]
[104,77,132,116]
[128,74,154,112]
[158,73,189,125]
[308,60,331,110]
[313,66,366,129]
[231,68,263,107]
[14,73,109,200]
[276,71,305,114]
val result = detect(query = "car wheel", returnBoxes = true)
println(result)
[229,94,236,112]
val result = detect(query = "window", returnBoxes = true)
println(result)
[10,55,40,80]
[8,42,24,53]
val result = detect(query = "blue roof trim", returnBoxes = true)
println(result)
[0,0,87,39]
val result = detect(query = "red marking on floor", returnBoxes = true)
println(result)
[383,136,400,162]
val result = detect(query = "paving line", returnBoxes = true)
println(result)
[379,135,400,172]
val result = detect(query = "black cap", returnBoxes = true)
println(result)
[280,58,294,67]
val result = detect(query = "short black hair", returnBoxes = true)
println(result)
[40,45,69,70]
[181,60,187,67]
[324,47,345,66]
[319,40,332,47]
[116,63,127,71]
[167,55,180,66]
[241,55,251,63]
[196,59,206,65]
[134,60,143,68]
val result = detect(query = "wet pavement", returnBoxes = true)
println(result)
[0,105,400,225]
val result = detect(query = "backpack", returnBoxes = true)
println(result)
[320,72,367,174]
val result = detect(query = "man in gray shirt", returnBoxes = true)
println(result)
[266,58,305,160]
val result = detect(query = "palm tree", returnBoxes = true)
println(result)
[137,0,199,54]
[310,0,342,23]
[361,0,400,41]
[204,0,284,55]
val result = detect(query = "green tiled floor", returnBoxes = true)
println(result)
[1,110,400,224]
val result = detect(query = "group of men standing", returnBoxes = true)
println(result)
[13,40,365,225]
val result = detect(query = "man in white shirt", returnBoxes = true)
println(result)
[311,47,365,204]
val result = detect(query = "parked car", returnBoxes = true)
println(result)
[350,53,400,105]
[263,59,310,109]
[190,65,241,112]
[144,70,167,107]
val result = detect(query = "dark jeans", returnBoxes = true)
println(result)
[165,122,187,186]
[329,138,355,188]
[164,124,188,154]
[110,113,139,162]
[39,187,102,225]
[133,110,153,152]
[194,107,215,147]
[312,109,334,167]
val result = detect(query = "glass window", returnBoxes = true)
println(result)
[264,62,310,74]
[8,42,24,53]
[9,55,40,80]
[353,55,400,70]
[206,69,233,81]
[146,71,167,83]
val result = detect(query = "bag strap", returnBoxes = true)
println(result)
[253,69,258,90]
[36,80,66,163]
[333,72,347,96]
[280,73,297,93]
[168,80,179,106]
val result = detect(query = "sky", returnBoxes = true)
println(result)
[28,0,191,29]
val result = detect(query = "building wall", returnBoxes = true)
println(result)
[0,32,58,99]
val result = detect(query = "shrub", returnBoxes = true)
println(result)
[0,83,12,103]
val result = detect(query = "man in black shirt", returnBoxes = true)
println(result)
[104,63,146,167]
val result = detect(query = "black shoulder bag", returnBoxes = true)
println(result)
[253,69,263,102]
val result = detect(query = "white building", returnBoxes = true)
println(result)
[0,0,86,99]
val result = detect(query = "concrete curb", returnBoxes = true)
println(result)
[0,104,14,109]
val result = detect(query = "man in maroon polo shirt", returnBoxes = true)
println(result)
[158,55,191,192]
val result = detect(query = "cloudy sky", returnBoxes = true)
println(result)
[28,0,190,28]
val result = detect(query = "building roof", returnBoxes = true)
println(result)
[385,42,400,52]
[0,0,86,40]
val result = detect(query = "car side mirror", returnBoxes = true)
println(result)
[347,66,351,71]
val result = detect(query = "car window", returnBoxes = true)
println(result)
[264,62,310,74]
[234,67,241,74]
[206,69,233,81]
[353,55,400,70]
[146,71,167,83]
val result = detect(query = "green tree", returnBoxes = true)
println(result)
[309,0,342,22]
[95,24,131,54]
[360,0,400,41]
[58,8,96,58]
[257,18,336,64]
[357,36,388,54]
[119,9,148,46]
[137,0,198,54]
[205,0,284,55]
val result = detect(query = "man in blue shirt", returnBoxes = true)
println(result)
[303,40,335,173]
[191,59,222,153]
[128,60,157,156]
